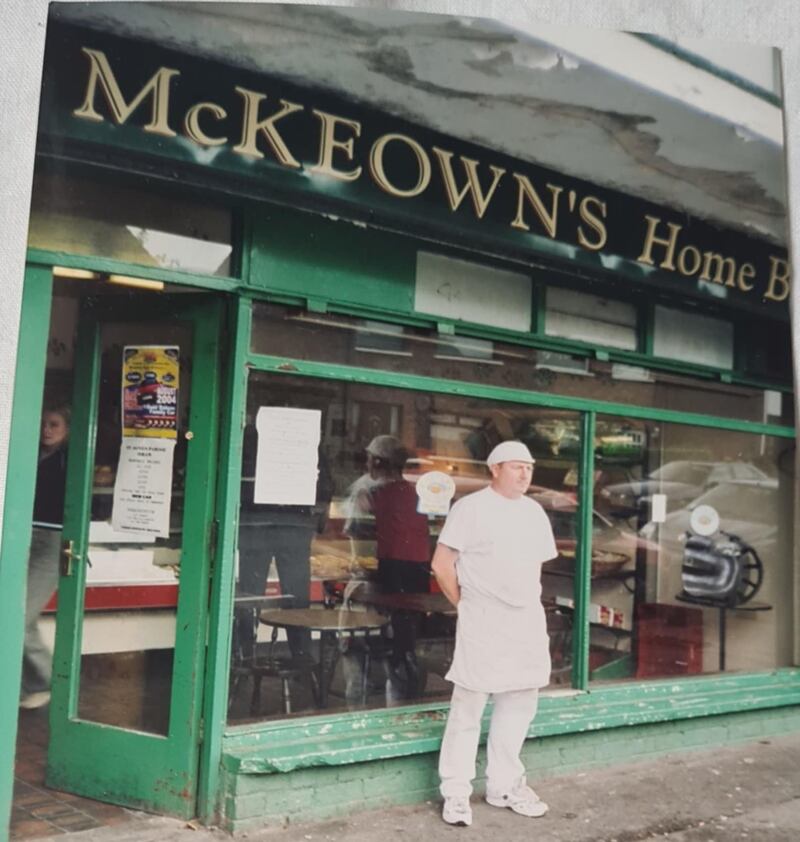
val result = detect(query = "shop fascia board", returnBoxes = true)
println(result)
[36,21,792,317]
[52,4,786,241]
[220,669,800,774]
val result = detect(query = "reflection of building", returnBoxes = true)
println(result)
[1,4,797,837]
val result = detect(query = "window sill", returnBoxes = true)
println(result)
[221,668,800,775]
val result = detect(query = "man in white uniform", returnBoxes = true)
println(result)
[431,440,557,827]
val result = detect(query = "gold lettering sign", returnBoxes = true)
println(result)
[310,109,363,182]
[232,88,303,167]
[73,47,178,137]
[432,148,505,219]
[71,47,792,305]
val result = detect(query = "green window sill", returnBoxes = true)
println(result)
[222,668,800,775]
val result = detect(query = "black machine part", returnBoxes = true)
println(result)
[681,531,763,606]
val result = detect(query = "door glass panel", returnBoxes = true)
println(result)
[228,371,581,723]
[76,319,193,734]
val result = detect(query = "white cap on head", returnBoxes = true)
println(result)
[486,440,535,466]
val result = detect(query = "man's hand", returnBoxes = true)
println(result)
[431,542,461,607]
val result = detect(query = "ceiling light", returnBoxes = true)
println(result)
[107,275,165,291]
[53,267,98,280]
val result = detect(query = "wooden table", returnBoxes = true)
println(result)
[259,608,389,707]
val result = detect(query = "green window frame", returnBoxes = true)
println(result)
[247,207,793,394]
[214,293,797,788]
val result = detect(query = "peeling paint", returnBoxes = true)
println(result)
[55,3,788,242]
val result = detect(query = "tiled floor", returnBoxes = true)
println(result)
[12,707,135,839]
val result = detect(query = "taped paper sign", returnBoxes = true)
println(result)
[254,407,321,505]
[111,438,176,538]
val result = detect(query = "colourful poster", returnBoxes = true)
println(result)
[122,346,179,438]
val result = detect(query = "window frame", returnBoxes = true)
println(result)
[221,294,795,742]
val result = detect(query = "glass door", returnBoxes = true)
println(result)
[46,292,221,818]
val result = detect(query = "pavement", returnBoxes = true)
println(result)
[25,730,800,841]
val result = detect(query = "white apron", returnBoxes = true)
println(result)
[439,487,557,693]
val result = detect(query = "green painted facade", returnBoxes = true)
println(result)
[1,15,797,838]
[221,701,800,832]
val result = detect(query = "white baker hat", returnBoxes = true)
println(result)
[486,440,535,466]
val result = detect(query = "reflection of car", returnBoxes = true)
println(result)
[600,461,774,516]
[533,489,658,571]
[640,482,779,557]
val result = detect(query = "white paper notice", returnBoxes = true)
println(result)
[111,438,176,538]
[254,407,321,505]
[650,493,667,524]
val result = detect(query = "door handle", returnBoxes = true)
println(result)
[60,540,83,577]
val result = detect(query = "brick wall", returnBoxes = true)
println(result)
[221,706,800,832]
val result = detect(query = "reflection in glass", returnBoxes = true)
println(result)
[227,373,582,723]
[76,319,193,734]
[591,416,794,683]
[29,170,233,276]
[251,302,794,427]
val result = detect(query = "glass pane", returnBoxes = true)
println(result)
[251,302,794,426]
[29,169,233,276]
[545,286,637,350]
[415,251,532,332]
[653,305,733,369]
[65,308,193,734]
[591,416,795,683]
[228,372,581,723]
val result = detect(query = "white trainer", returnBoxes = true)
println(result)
[442,796,473,826]
[19,691,51,710]
[486,779,548,818]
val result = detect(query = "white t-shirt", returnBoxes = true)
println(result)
[439,486,557,608]
[438,486,558,691]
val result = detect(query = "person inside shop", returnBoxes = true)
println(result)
[234,426,333,672]
[20,406,71,710]
[431,440,557,827]
[345,435,431,698]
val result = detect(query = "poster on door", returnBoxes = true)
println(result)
[122,345,179,438]
[111,438,176,538]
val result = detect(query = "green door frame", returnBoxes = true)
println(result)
[0,257,231,835]
[46,293,222,817]
[0,264,54,836]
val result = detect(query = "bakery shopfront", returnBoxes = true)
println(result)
[3,6,797,834]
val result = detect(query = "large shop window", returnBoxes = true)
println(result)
[28,170,233,276]
[227,373,584,723]
[591,418,795,682]
[251,303,794,427]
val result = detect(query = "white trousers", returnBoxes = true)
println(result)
[438,683,539,799]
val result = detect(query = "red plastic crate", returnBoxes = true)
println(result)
[635,602,703,678]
